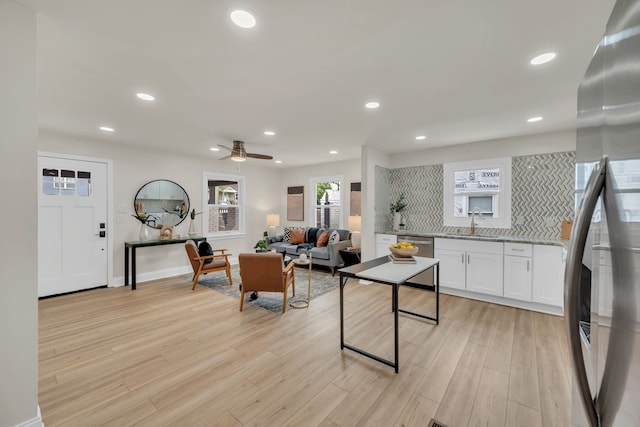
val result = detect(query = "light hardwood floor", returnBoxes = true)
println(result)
[39,274,572,426]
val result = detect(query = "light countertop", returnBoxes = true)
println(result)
[382,230,569,248]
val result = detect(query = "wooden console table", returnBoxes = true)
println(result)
[124,236,206,290]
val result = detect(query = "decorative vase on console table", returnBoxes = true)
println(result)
[187,220,196,237]
[188,209,201,237]
[139,222,150,241]
[133,212,155,241]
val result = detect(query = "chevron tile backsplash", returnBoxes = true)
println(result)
[378,152,575,239]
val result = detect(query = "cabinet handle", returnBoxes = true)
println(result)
[467,254,470,264]
[461,253,464,263]
[511,248,525,252]
[527,260,530,271]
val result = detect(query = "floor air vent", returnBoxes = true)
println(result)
[427,419,447,427]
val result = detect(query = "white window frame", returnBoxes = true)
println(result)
[202,172,245,238]
[443,157,512,229]
[308,175,344,229]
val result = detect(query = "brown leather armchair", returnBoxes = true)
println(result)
[185,240,232,291]
[238,252,296,313]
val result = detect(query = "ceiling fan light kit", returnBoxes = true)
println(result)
[218,140,273,162]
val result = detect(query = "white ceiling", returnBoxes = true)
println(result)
[35,0,615,168]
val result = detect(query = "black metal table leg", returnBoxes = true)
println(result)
[393,283,399,373]
[436,264,440,324]
[340,273,345,349]
[132,247,137,290]
[124,245,130,286]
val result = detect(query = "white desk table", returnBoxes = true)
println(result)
[338,255,440,373]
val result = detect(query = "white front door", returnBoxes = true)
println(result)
[38,156,108,297]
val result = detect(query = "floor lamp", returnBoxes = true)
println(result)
[348,215,361,249]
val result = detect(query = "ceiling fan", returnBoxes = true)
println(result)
[218,140,273,162]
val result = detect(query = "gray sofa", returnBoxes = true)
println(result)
[265,226,351,275]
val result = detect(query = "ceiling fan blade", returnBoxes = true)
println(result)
[246,152,273,160]
[219,154,231,160]
[217,144,232,152]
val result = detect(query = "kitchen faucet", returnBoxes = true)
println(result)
[470,207,481,235]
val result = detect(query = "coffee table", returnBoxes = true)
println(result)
[289,254,312,309]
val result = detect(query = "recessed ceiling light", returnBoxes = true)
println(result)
[329,150,338,154]
[415,135,426,140]
[210,147,219,151]
[275,160,283,164]
[530,52,556,65]
[264,131,275,136]
[365,101,380,109]
[136,92,155,101]
[99,126,114,132]
[230,10,256,28]
[527,116,543,123]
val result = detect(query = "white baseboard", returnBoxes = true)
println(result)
[440,287,564,316]
[14,405,43,427]
[111,265,192,287]
[111,257,239,287]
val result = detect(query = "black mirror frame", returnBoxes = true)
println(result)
[134,179,190,228]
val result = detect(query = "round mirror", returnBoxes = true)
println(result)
[134,180,190,228]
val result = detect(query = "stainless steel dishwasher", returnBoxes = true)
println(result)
[396,235,434,286]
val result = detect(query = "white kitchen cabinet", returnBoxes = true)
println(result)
[503,243,533,301]
[434,238,504,296]
[466,250,504,296]
[137,180,160,199]
[434,248,466,289]
[376,233,397,258]
[532,245,565,308]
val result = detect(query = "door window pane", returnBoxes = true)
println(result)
[42,168,59,195]
[60,170,76,195]
[77,171,92,196]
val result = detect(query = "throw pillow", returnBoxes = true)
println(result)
[198,241,213,264]
[283,227,292,243]
[316,230,330,247]
[306,227,319,245]
[290,228,305,244]
[329,230,340,244]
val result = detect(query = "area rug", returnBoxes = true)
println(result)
[183,264,340,313]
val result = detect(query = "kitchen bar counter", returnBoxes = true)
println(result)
[382,230,569,249]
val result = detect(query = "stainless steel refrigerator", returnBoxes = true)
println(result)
[567,0,640,425]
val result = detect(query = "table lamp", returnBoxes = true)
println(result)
[266,213,280,236]
[348,215,361,248]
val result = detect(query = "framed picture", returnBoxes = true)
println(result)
[350,182,361,216]
[287,186,304,221]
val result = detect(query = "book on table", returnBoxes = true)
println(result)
[388,254,417,264]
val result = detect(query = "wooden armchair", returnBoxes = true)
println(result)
[184,240,232,291]
[238,252,296,313]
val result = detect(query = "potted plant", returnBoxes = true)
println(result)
[254,230,269,252]
[390,193,407,230]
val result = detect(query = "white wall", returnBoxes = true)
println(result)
[0,2,39,426]
[390,129,576,168]
[361,146,392,260]
[278,159,361,230]
[39,131,281,284]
